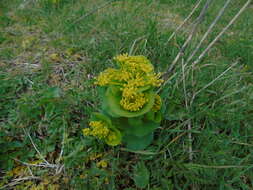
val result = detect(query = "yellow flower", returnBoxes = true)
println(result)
[115,69,133,81]
[120,93,147,111]
[113,53,129,63]
[83,114,121,146]
[104,177,109,184]
[147,73,164,87]
[82,128,91,136]
[106,132,117,143]
[96,160,108,168]
[105,130,121,146]
[83,121,109,139]
[89,121,109,139]
[96,54,163,112]
[95,68,117,86]
[152,95,162,112]
[122,86,137,99]
[96,54,161,88]
[139,62,154,73]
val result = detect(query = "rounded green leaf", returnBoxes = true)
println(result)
[105,128,122,146]
[133,162,150,188]
[123,133,153,150]
[104,86,155,118]
[145,111,154,121]
[127,119,159,137]
[145,111,162,123]
[91,112,113,128]
[128,117,143,127]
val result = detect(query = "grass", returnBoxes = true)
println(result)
[0,0,253,189]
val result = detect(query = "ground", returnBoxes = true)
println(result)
[0,0,253,189]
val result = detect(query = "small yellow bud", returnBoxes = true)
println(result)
[82,128,91,136]
[152,95,162,112]
[96,160,108,168]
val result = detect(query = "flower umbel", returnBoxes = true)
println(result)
[83,115,122,146]
[96,53,163,112]
[83,121,109,139]
[120,93,147,111]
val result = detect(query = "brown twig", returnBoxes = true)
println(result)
[185,0,232,66]
[190,61,238,106]
[163,0,213,79]
[192,0,252,66]
[181,58,193,161]
[0,176,40,189]
[166,0,203,43]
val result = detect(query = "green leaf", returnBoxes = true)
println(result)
[145,111,154,121]
[111,117,129,130]
[39,87,62,104]
[123,133,153,150]
[43,86,62,99]
[127,119,159,137]
[101,88,120,118]
[105,128,122,146]
[145,111,162,123]
[98,86,106,99]
[91,112,113,128]
[133,162,150,188]
[153,111,162,123]
[104,86,155,118]
[128,116,143,127]
[6,159,14,170]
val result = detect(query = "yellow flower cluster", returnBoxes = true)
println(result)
[152,95,162,112]
[120,93,147,111]
[96,54,163,112]
[96,160,108,168]
[83,121,109,139]
[95,68,118,86]
[107,132,118,142]
[83,120,120,146]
